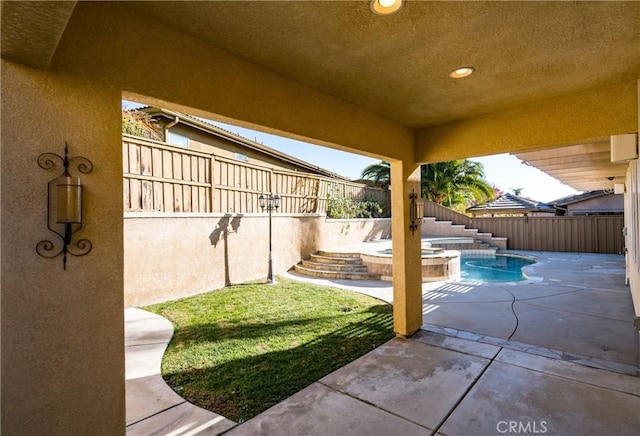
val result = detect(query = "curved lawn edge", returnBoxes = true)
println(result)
[143,277,395,422]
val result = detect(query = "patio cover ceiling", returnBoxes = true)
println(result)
[4,1,638,128]
[513,141,629,192]
[122,1,640,129]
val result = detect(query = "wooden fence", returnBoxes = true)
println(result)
[123,136,212,213]
[123,135,390,214]
[423,199,624,254]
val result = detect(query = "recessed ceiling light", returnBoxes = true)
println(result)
[371,0,403,15]
[449,67,475,79]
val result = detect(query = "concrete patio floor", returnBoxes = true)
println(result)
[126,250,640,435]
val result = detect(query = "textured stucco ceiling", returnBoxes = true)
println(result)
[0,1,76,69]
[124,0,640,128]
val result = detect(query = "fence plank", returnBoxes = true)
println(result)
[129,142,140,175]
[123,142,131,173]
[123,178,131,210]
[183,184,192,212]
[152,147,163,178]
[162,150,173,178]
[173,152,183,180]
[173,184,183,212]
[153,181,163,211]
[140,145,152,176]
[141,180,153,210]
[163,182,174,212]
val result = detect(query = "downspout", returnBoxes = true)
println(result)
[553,204,568,216]
[164,116,179,142]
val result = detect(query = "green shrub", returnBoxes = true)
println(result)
[327,193,384,218]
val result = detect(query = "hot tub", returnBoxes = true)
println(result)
[359,246,461,282]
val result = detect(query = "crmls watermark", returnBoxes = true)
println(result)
[496,420,548,434]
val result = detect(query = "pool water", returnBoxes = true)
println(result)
[460,255,535,283]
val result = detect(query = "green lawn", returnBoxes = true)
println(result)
[144,278,394,423]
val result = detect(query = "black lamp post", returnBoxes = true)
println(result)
[259,193,281,284]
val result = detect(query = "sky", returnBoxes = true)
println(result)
[123,100,580,203]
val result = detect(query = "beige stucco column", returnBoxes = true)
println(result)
[1,61,125,434]
[390,160,423,337]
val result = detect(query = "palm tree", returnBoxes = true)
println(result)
[421,160,493,208]
[362,159,493,210]
[360,161,390,187]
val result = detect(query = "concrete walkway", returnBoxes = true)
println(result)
[126,250,640,435]
[125,308,236,435]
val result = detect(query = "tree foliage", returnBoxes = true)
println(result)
[420,160,494,208]
[122,109,162,141]
[360,159,494,210]
[360,161,391,188]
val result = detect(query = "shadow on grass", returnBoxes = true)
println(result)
[172,309,385,343]
[162,305,393,423]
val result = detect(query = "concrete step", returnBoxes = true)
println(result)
[423,216,508,249]
[309,253,364,265]
[430,222,454,228]
[317,250,363,258]
[293,264,381,280]
[301,260,368,272]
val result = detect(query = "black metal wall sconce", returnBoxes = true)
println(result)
[409,190,423,235]
[36,143,93,269]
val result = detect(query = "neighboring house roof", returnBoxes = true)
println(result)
[466,193,556,215]
[550,190,610,207]
[140,107,349,181]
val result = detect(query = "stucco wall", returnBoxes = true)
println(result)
[626,160,640,325]
[566,194,624,215]
[124,214,391,307]
[1,61,125,434]
[626,80,640,328]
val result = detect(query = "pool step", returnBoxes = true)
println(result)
[294,251,381,280]
[425,237,498,254]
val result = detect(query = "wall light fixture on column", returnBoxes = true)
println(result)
[409,190,423,235]
[36,143,93,269]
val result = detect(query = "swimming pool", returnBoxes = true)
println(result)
[460,254,535,283]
